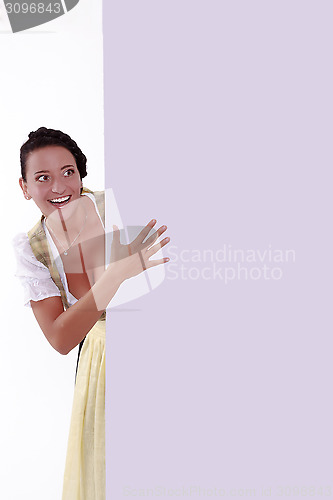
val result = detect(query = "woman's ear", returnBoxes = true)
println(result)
[19,177,31,200]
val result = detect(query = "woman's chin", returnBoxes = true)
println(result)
[47,197,82,223]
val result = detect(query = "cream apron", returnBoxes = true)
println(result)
[62,319,105,500]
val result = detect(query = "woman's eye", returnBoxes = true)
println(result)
[36,175,49,182]
[64,169,75,177]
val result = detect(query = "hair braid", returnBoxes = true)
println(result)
[20,127,88,182]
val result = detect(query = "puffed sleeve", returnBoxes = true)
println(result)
[12,232,61,308]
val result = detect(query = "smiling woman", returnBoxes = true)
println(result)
[12,127,170,500]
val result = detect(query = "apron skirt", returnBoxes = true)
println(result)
[62,319,105,500]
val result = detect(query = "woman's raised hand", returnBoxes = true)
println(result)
[109,220,170,281]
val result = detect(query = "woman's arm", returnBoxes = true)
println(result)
[31,264,123,355]
[31,222,169,355]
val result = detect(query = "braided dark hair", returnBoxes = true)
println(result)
[20,127,87,182]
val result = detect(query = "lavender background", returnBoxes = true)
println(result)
[103,1,333,498]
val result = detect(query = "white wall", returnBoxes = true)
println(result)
[0,3,104,498]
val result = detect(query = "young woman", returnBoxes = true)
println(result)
[13,127,170,500]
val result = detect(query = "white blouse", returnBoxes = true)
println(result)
[12,192,105,308]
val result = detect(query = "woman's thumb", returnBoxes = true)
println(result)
[112,225,120,241]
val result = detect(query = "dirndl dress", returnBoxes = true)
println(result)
[62,319,105,500]
[13,189,107,500]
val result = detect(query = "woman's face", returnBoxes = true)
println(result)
[19,145,83,219]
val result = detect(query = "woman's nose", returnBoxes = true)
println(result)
[51,177,66,194]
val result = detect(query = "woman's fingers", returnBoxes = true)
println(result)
[146,257,170,268]
[144,225,167,249]
[132,219,157,246]
[142,219,157,241]
[146,236,170,258]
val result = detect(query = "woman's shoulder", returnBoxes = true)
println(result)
[82,188,105,226]
[12,232,48,271]
[12,232,32,254]
[82,187,104,201]
[27,218,45,241]
[12,233,61,307]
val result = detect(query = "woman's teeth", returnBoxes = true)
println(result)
[49,195,71,205]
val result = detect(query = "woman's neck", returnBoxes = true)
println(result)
[45,196,88,242]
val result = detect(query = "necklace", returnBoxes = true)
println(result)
[46,206,88,256]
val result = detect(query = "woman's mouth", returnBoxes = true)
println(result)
[48,195,72,208]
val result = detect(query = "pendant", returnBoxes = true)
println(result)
[64,251,68,256]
